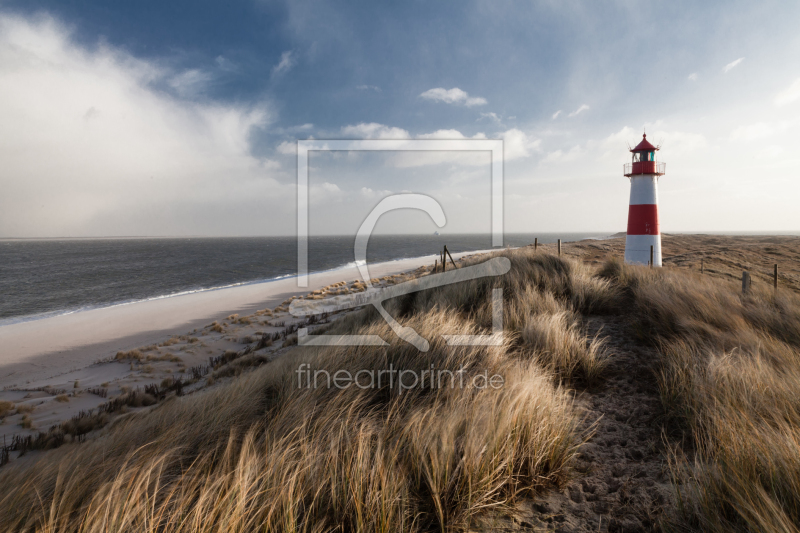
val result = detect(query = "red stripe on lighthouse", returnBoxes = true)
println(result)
[627,204,660,236]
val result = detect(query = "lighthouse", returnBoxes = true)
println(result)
[623,134,665,266]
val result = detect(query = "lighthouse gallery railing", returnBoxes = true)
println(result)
[624,162,665,176]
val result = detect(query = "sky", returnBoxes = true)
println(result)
[0,0,799,238]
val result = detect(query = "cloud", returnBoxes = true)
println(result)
[551,110,562,119]
[341,122,410,139]
[649,129,708,155]
[688,73,698,81]
[168,69,213,98]
[775,78,800,106]
[723,57,744,73]
[272,50,295,77]
[419,87,487,107]
[479,112,501,123]
[568,104,590,117]
[277,141,296,155]
[356,84,380,92]
[215,55,237,72]
[501,129,541,160]
[541,146,583,164]
[360,186,393,199]
[0,12,284,238]
[417,129,486,140]
[730,122,772,142]
[309,182,343,204]
[728,121,788,143]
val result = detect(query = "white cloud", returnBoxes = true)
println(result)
[417,129,486,140]
[272,51,294,77]
[542,146,583,164]
[551,110,562,119]
[648,129,708,155]
[341,122,410,139]
[168,69,213,98]
[356,84,380,92]
[688,73,698,81]
[360,186,393,199]
[501,128,541,160]
[277,141,296,155]
[479,112,501,123]
[775,78,800,106]
[309,182,343,204]
[730,122,772,142]
[0,12,284,238]
[568,104,590,117]
[756,145,783,159]
[419,87,487,107]
[604,126,637,146]
[723,57,744,73]
[214,55,237,72]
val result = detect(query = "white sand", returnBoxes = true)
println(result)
[0,251,490,389]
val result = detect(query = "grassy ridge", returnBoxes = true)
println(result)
[0,249,613,532]
[4,248,800,532]
[600,259,800,532]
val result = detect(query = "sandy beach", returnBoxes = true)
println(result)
[0,250,489,390]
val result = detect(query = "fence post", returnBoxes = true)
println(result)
[444,245,458,269]
[441,250,446,272]
[701,258,704,274]
[557,239,561,257]
[650,245,654,269]
[534,237,538,252]
[434,259,438,273]
[742,271,750,293]
[774,264,778,290]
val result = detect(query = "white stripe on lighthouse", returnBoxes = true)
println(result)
[629,175,659,205]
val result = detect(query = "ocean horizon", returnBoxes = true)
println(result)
[0,232,611,326]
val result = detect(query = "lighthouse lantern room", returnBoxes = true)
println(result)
[623,134,665,266]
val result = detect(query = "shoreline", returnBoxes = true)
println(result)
[0,249,494,389]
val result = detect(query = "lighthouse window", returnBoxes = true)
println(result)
[632,153,641,162]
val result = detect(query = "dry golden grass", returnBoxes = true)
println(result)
[0,248,616,533]
[115,349,144,361]
[0,400,14,418]
[15,403,34,415]
[601,258,800,532]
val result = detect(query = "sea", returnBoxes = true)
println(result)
[0,233,610,325]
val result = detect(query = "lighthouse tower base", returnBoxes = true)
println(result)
[625,235,662,266]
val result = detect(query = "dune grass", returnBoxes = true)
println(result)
[0,249,617,532]
[601,258,800,532]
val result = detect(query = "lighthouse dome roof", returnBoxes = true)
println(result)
[631,133,658,152]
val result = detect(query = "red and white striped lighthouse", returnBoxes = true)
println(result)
[623,134,665,266]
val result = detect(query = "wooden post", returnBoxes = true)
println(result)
[701,258,704,274]
[774,264,778,290]
[650,245,654,269]
[441,250,446,272]
[434,259,438,273]
[444,245,458,270]
[534,237,538,252]
[557,239,561,257]
[742,271,750,293]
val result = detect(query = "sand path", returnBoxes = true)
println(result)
[519,315,676,532]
